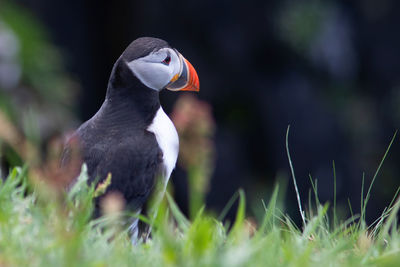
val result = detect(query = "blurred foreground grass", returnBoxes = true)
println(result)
[1,161,400,267]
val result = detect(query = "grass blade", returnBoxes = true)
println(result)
[362,131,397,220]
[286,125,306,227]
[166,192,190,231]
[332,160,337,227]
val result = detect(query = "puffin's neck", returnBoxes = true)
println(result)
[96,58,161,129]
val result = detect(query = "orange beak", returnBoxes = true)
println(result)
[166,53,199,92]
[180,59,199,91]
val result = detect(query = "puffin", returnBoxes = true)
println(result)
[61,37,199,239]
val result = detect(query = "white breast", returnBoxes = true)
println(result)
[147,107,179,183]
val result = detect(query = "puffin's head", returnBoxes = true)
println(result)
[120,37,199,92]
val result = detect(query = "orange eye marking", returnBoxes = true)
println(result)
[170,74,179,82]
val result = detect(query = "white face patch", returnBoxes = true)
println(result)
[127,48,182,91]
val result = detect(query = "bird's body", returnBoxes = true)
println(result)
[61,37,199,239]
[66,78,164,213]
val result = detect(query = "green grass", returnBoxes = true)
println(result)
[1,169,400,267]
[1,135,400,266]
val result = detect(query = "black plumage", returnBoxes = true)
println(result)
[122,37,170,63]
[62,37,170,214]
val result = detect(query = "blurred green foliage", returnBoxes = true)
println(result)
[1,1,76,106]
[0,1,78,169]
[171,94,216,219]
[1,165,400,266]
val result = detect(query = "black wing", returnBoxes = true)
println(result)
[61,124,162,213]
[90,132,162,212]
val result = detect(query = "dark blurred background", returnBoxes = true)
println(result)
[1,0,399,224]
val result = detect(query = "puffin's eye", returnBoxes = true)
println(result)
[162,56,171,65]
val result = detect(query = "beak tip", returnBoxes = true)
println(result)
[186,58,200,92]
[167,56,200,92]
[193,74,200,92]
